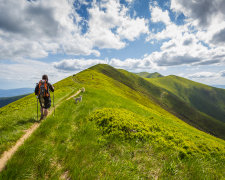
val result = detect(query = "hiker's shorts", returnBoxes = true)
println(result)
[39,97,51,109]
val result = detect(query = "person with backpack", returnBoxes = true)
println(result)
[35,75,54,120]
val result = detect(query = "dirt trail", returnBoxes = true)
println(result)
[66,89,81,100]
[0,89,82,172]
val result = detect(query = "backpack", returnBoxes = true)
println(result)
[38,80,49,98]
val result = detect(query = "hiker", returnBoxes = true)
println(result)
[35,75,54,120]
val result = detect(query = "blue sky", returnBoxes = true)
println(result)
[0,0,225,89]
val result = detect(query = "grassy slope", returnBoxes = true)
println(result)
[0,94,29,108]
[0,64,224,179]
[0,76,80,155]
[146,75,225,123]
[93,65,225,139]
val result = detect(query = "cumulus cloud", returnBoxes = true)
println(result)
[147,4,225,67]
[117,17,149,41]
[211,28,225,44]
[150,5,171,25]
[187,72,216,78]
[170,0,225,47]
[183,70,225,85]
[87,0,149,48]
[186,70,225,82]
[0,59,72,87]
[0,0,149,60]
[219,70,225,77]
[53,57,164,72]
[0,0,99,59]
[53,59,107,71]
[171,0,225,28]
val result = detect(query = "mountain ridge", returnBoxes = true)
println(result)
[91,64,225,139]
[0,64,224,179]
[146,75,225,123]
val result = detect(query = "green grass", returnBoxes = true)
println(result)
[0,64,225,179]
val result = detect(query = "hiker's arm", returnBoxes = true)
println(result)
[48,83,54,92]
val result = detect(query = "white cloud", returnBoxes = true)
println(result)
[87,0,149,48]
[147,4,225,67]
[170,0,225,47]
[0,0,99,59]
[0,59,73,88]
[185,70,225,85]
[0,0,149,61]
[171,0,225,28]
[117,17,148,41]
[219,70,225,77]
[150,6,171,25]
[187,72,216,79]
[53,57,164,72]
[53,59,108,71]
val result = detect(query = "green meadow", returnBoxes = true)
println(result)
[0,64,224,179]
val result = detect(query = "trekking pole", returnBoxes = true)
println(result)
[37,96,38,121]
[53,92,55,116]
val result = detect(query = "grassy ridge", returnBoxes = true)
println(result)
[146,75,225,123]
[0,65,225,179]
[91,65,225,139]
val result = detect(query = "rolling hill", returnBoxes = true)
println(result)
[144,75,225,123]
[0,64,224,179]
[94,66,225,139]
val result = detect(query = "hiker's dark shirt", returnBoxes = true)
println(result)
[35,82,54,96]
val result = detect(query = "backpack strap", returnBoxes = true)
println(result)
[45,81,49,97]
[38,80,42,96]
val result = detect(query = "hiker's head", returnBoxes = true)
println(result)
[42,74,48,82]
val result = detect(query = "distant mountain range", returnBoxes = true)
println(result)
[136,72,225,90]
[0,88,33,97]
[0,94,29,108]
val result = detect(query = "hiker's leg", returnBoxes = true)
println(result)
[40,107,44,120]
[41,107,44,117]
[44,108,48,117]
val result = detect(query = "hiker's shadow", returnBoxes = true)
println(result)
[16,118,39,125]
